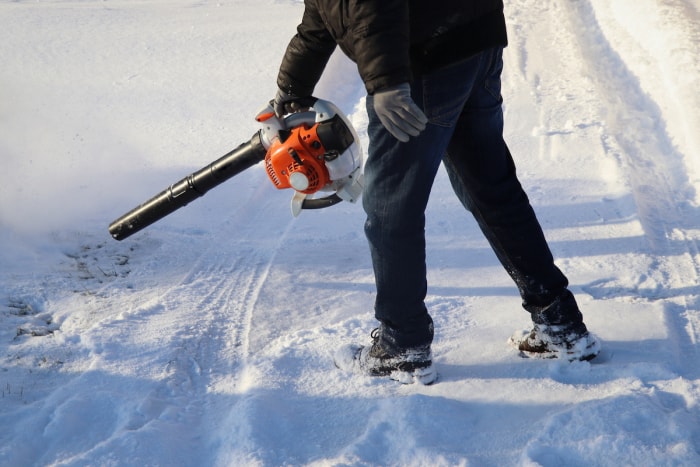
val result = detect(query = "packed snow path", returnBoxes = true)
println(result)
[1,0,699,465]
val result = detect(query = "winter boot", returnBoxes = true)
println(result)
[510,322,600,361]
[334,328,437,385]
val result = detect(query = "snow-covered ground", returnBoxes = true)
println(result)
[2,0,699,465]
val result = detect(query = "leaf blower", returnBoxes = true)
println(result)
[108,98,364,241]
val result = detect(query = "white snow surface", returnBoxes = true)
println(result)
[2,0,700,465]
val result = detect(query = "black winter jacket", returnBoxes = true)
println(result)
[277,0,507,96]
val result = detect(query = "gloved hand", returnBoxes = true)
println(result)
[373,83,428,142]
[273,88,306,117]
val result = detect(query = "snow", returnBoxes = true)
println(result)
[1,0,699,465]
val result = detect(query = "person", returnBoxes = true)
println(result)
[272,0,600,385]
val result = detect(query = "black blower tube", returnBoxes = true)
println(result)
[109,132,267,241]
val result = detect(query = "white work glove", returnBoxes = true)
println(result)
[373,83,428,142]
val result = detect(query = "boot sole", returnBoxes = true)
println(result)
[390,364,437,385]
[509,329,601,362]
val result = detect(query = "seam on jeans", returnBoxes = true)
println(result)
[483,49,504,103]
[443,153,522,294]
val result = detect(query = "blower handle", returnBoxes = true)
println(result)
[302,194,343,209]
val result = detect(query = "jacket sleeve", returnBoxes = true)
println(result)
[276,4,337,97]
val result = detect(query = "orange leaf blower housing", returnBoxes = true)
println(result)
[264,122,331,194]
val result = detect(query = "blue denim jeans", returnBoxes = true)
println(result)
[364,47,581,348]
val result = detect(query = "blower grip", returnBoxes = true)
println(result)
[302,194,343,210]
[109,132,266,241]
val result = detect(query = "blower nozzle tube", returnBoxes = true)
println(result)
[109,132,266,241]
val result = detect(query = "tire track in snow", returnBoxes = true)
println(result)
[180,198,311,465]
[140,186,299,448]
[565,0,700,388]
[502,3,700,463]
[563,0,688,252]
[53,179,301,464]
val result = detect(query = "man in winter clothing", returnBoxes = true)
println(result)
[274,0,600,385]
